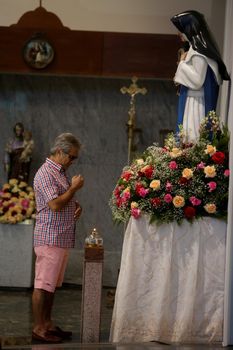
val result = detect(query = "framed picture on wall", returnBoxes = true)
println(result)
[23,36,55,69]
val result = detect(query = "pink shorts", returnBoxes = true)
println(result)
[34,245,69,293]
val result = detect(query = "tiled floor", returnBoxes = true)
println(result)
[0,284,114,348]
[0,285,230,350]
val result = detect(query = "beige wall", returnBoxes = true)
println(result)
[1,0,225,37]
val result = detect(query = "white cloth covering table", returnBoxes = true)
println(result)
[110,215,226,344]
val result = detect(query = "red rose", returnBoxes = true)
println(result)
[2,206,8,213]
[211,151,225,164]
[8,202,15,208]
[116,198,122,207]
[135,182,143,196]
[114,186,123,197]
[21,209,27,215]
[139,165,154,179]
[121,171,132,181]
[184,206,196,219]
[151,197,162,207]
[179,177,189,185]
[144,165,154,178]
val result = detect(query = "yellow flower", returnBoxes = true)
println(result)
[2,184,10,190]
[150,180,160,190]
[28,192,35,200]
[173,195,185,208]
[131,201,138,209]
[123,187,130,193]
[26,207,34,217]
[11,186,20,193]
[9,205,21,214]
[19,191,27,198]
[7,216,18,224]
[204,203,216,214]
[18,181,28,188]
[29,201,35,209]
[15,213,24,222]
[182,168,193,179]
[0,179,36,224]
[2,192,11,199]
[204,165,216,178]
[0,215,7,223]
[136,158,144,165]
[3,200,10,207]
[9,197,19,203]
[9,179,18,186]
[170,147,183,158]
[205,145,216,156]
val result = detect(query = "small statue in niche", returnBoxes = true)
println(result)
[19,129,34,183]
[4,122,34,183]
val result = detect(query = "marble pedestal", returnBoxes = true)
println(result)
[0,221,35,288]
[80,246,104,343]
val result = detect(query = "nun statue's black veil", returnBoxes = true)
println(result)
[171,10,230,81]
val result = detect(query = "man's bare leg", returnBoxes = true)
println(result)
[32,288,61,341]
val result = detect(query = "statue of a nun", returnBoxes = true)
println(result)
[171,10,230,142]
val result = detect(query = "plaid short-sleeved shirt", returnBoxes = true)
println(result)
[33,158,76,248]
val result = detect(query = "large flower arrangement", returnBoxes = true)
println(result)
[0,179,36,224]
[110,111,230,225]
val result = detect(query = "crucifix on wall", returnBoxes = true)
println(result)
[121,76,147,164]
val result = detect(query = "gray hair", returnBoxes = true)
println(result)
[50,133,81,155]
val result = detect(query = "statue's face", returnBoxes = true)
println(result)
[178,32,188,43]
[15,125,24,137]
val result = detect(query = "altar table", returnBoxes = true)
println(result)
[110,215,226,344]
[0,221,35,287]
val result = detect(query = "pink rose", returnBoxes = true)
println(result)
[135,183,149,197]
[166,182,172,192]
[207,181,217,192]
[131,208,141,219]
[224,169,230,177]
[189,196,202,206]
[164,193,173,203]
[21,198,30,208]
[197,162,205,169]
[138,187,149,197]
[169,161,178,170]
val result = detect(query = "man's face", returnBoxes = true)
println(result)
[58,146,79,169]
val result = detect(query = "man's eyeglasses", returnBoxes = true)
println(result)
[63,151,78,161]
